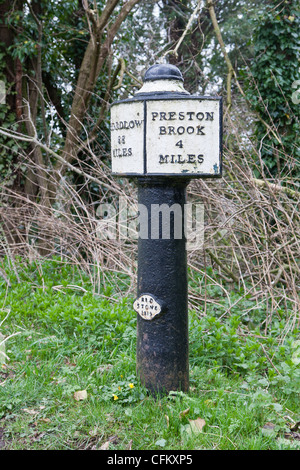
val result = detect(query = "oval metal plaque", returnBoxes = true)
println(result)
[133,294,163,320]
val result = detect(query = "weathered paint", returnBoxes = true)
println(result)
[136,177,189,395]
[111,96,222,177]
[146,99,220,175]
[111,100,144,174]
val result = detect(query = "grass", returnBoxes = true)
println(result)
[0,258,299,450]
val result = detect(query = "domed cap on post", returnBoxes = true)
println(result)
[135,63,189,95]
[143,64,184,83]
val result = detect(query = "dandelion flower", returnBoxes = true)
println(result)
[112,394,118,400]
[129,383,134,389]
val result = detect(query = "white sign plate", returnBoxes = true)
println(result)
[146,99,221,176]
[133,294,162,320]
[111,101,144,175]
[111,97,222,177]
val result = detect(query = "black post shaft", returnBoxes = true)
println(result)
[136,177,189,394]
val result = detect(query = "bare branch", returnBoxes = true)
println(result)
[160,0,204,61]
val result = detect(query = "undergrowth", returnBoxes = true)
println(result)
[0,258,299,450]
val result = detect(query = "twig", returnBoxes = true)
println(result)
[0,268,11,287]
[113,58,126,90]
[160,1,204,61]
[259,342,282,376]
[206,248,239,283]
[252,178,300,200]
[0,126,123,196]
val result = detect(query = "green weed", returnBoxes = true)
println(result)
[0,259,299,450]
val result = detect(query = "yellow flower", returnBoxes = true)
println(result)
[118,386,121,391]
[112,394,118,400]
[129,383,134,389]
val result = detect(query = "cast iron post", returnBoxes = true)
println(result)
[136,176,189,394]
[110,64,222,395]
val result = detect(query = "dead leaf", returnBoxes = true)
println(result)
[263,422,275,429]
[0,427,5,449]
[23,408,39,415]
[74,390,88,401]
[32,432,45,442]
[165,414,170,428]
[89,426,99,437]
[108,435,119,444]
[284,431,300,441]
[188,417,206,434]
[97,364,113,373]
[40,418,51,423]
[179,408,190,419]
[65,359,76,367]
[261,422,276,437]
[291,422,300,432]
[100,441,110,450]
